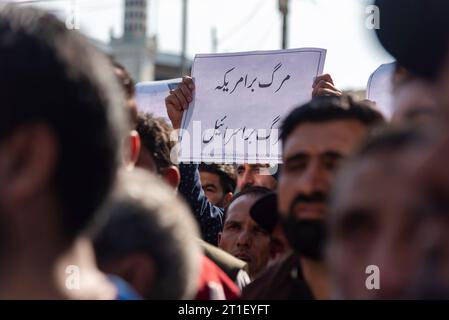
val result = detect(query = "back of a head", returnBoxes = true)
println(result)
[281,95,385,144]
[136,113,176,172]
[93,168,201,300]
[0,5,127,240]
[375,0,449,80]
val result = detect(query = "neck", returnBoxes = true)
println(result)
[300,256,330,300]
[0,198,116,299]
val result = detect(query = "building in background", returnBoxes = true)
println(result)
[109,0,191,82]
[155,52,192,80]
[110,0,156,82]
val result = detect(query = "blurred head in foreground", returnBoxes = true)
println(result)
[94,169,202,299]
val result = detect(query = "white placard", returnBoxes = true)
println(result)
[136,78,182,121]
[366,62,396,120]
[179,48,326,164]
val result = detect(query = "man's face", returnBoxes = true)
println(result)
[199,171,226,207]
[327,147,449,299]
[218,195,271,278]
[278,120,368,221]
[236,164,277,192]
[392,80,439,124]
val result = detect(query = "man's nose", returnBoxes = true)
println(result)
[236,230,251,247]
[241,170,255,187]
[297,162,327,195]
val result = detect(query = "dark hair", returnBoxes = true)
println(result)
[112,60,137,126]
[112,61,136,100]
[223,186,271,223]
[198,163,237,194]
[136,113,175,172]
[93,169,201,299]
[280,95,385,145]
[0,6,126,240]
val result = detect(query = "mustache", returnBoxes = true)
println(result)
[241,183,253,192]
[289,192,328,213]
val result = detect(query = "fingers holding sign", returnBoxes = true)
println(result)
[165,76,195,129]
[312,74,342,98]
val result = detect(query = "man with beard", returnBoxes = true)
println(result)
[241,95,384,299]
[165,74,342,244]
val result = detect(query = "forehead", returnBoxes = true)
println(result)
[226,195,259,222]
[392,80,439,122]
[331,150,425,220]
[238,163,268,170]
[199,171,221,185]
[283,120,368,159]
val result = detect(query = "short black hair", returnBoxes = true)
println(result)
[198,163,237,194]
[0,5,126,240]
[93,169,201,299]
[223,186,271,223]
[280,95,385,145]
[136,113,175,172]
[112,61,136,100]
[112,60,137,126]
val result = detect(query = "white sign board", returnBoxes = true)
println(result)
[179,48,326,164]
[366,62,396,120]
[136,78,182,121]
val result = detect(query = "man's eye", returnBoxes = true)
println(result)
[337,210,376,242]
[323,158,341,171]
[226,224,240,231]
[253,227,268,236]
[286,161,306,172]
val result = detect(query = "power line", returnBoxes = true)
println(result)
[217,0,267,46]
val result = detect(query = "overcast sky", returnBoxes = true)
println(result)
[19,0,393,90]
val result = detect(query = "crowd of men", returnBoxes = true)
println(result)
[1,0,449,299]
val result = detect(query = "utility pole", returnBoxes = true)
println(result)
[279,0,289,49]
[211,27,218,53]
[180,0,188,76]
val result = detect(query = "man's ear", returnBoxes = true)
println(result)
[127,130,141,169]
[161,166,181,189]
[222,192,233,208]
[0,124,57,208]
